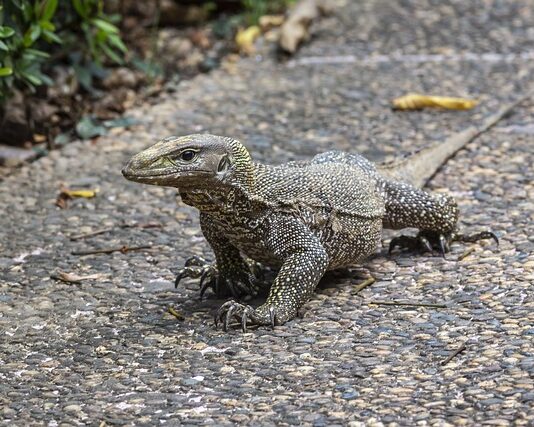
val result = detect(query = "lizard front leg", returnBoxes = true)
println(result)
[216,215,329,331]
[175,213,259,299]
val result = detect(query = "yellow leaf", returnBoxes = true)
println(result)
[392,94,479,110]
[235,26,261,54]
[62,189,97,198]
[33,133,47,143]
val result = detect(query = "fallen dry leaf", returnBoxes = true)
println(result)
[50,269,105,283]
[279,0,332,54]
[167,306,185,321]
[190,29,211,49]
[235,26,261,55]
[259,15,285,32]
[62,189,97,198]
[392,94,479,110]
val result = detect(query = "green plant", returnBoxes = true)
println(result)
[69,0,127,65]
[241,0,295,25]
[0,0,127,103]
[0,0,59,100]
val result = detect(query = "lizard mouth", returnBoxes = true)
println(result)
[122,168,214,183]
[122,168,177,179]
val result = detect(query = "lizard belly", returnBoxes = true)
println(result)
[320,216,383,269]
[300,208,383,269]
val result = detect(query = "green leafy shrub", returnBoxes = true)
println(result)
[241,0,296,25]
[0,0,127,103]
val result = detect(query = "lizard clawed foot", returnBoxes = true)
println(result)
[389,231,451,257]
[389,229,499,257]
[175,256,260,300]
[175,256,216,297]
[215,300,277,332]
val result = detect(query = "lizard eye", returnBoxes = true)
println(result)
[179,149,197,162]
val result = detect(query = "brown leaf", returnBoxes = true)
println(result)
[392,94,479,110]
[279,0,332,53]
[55,196,68,209]
[259,15,285,32]
[50,269,105,283]
[190,29,211,49]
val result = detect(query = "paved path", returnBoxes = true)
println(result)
[1,0,533,425]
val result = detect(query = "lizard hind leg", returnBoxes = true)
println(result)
[382,179,462,256]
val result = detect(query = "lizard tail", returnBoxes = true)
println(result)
[377,95,528,188]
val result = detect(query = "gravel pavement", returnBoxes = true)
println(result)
[1,0,533,425]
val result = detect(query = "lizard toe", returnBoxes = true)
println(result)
[389,231,454,256]
[175,265,204,288]
[214,300,274,332]
[454,230,499,247]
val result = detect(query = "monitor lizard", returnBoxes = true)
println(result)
[122,96,525,332]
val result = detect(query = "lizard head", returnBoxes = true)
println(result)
[122,134,255,191]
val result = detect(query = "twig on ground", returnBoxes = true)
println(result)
[72,245,154,256]
[353,277,376,295]
[367,300,447,308]
[70,227,113,240]
[457,246,476,261]
[441,341,467,365]
[69,222,162,240]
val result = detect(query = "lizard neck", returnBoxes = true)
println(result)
[179,139,270,214]
[180,185,262,215]
[224,137,257,193]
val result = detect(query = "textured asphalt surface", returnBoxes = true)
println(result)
[1,0,533,425]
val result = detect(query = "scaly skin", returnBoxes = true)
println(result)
[122,98,523,331]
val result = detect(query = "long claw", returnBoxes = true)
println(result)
[199,269,210,288]
[456,231,499,247]
[199,280,211,301]
[438,234,448,258]
[388,237,402,254]
[174,264,204,289]
[269,306,276,329]
[223,305,236,332]
[199,268,215,300]
[241,310,248,333]
[174,272,185,289]
[479,231,499,246]
[215,301,231,329]
[419,236,433,253]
